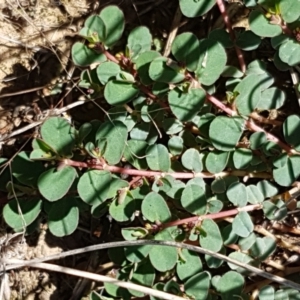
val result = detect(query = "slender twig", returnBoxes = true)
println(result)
[3,240,300,290]
[215,0,246,72]
[21,262,186,300]
[64,159,272,179]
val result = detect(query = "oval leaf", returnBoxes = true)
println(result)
[146,144,170,172]
[181,184,207,215]
[48,197,79,237]
[209,116,244,151]
[232,211,254,237]
[200,219,223,252]
[141,192,171,222]
[38,166,77,202]
[168,88,206,122]
[3,198,42,231]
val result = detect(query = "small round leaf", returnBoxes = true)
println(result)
[146,144,170,172]
[232,211,254,237]
[181,148,202,172]
[3,198,42,231]
[141,192,171,222]
[38,166,77,202]
[104,80,138,106]
[48,197,79,237]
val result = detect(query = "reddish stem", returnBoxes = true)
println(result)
[162,204,262,228]
[64,159,271,179]
[215,0,246,73]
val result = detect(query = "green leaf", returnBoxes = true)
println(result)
[232,211,254,237]
[12,151,44,187]
[200,219,223,252]
[279,0,300,23]
[124,244,152,263]
[168,136,184,156]
[168,88,206,122]
[236,30,261,51]
[77,170,111,206]
[109,194,135,222]
[249,236,276,261]
[209,29,233,48]
[123,140,148,170]
[259,286,275,300]
[221,66,244,78]
[104,80,138,106]
[141,192,171,222]
[181,184,207,215]
[171,32,200,71]
[279,39,300,66]
[104,271,130,298]
[216,271,244,300]
[146,144,170,172]
[205,151,229,174]
[234,73,274,115]
[41,117,75,157]
[238,232,256,251]
[71,42,106,67]
[162,118,184,135]
[38,166,77,202]
[80,15,105,42]
[257,180,278,198]
[96,121,128,165]
[227,182,248,207]
[283,115,300,151]
[263,200,287,221]
[259,87,285,110]
[149,228,178,272]
[208,199,223,213]
[48,197,79,237]
[135,51,161,85]
[127,26,152,59]
[246,185,264,204]
[179,0,216,17]
[129,259,155,297]
[233,148,253,169]
[130,122,150,140]
[177,249,202,281]
[273,156,300,187]
[209,116,244,151]
[227,252,253,273]
[211,177,226,193]
[149,57,185,84]
[77,123,93,144]
[184,271,210,300]
[96,61,120,85]
[196,39,227,86]
[222,224,239,245]
[99,5,124,47]
[3,198,42,231]
[181,148,202,172]
[249,10,282,37]
[205,247,225,269]
[249,132,267,150]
